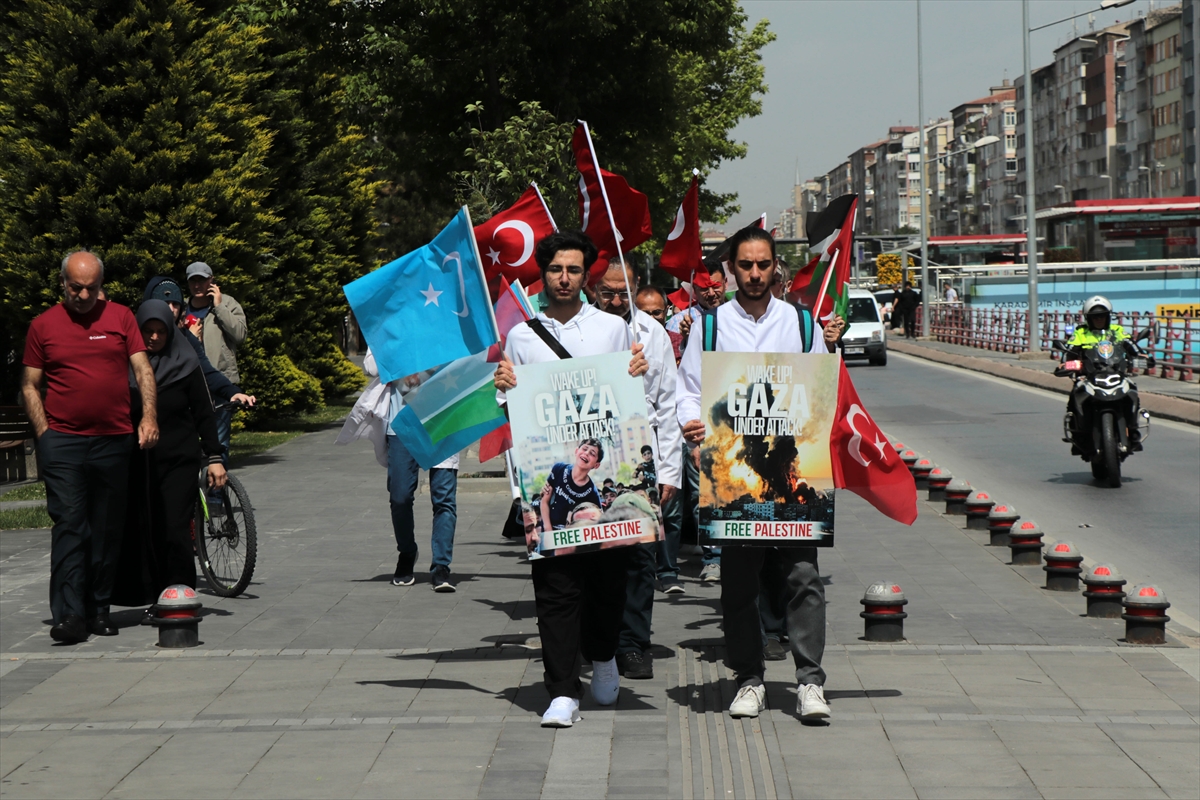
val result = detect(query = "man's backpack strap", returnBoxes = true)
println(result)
[793,303,814,353]
[701,309,719,352]
[526,319,573,360]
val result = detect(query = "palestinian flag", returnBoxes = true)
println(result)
[389,350,506,469]
[789,194,858,323]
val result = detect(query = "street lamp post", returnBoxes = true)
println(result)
[918,0,930,337]
[1022,0,1135,353]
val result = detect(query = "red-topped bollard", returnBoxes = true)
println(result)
[899,449,920,473]
[911,457,936,490]
[944,478,972,515]
[1008,520,1045,565]
[926,467,952,502]
[860,582,908,642]
[891,440,907,453]
[964,489,995,530]
[987,503,1020,547]
[1082,563,1127,619]
[1043,541,1084,591]
[1123,584,1171,644]
[149,584,203,647]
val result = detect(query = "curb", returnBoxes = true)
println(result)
[889,339,1200,426]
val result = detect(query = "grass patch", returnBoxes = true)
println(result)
[0,506,52,530]
[0,482,46,502]
[229,397,355,464]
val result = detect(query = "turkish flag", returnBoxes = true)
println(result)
[659,172,702,281]
[829,361,917,525]
[474,185,556,300]
[573,123,652,256]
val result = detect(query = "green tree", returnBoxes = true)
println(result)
[288,0,772,258]
[1,0,373,410]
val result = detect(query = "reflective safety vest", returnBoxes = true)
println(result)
[1065,323,1128,349]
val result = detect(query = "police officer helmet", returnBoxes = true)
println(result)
[1082,296,1112,322]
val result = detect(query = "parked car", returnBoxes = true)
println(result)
[841,289,887,366]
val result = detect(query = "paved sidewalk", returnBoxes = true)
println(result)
[2,421,1197,798]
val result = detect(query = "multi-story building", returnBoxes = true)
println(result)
[977,83,1020,233]
[1016,23,1131,211]
[848,141,883,232]
[1149,9,1185,196]
[872,126,918,234]
[922,118,953,237]
[798,178,825,228]
[827,161,853,204]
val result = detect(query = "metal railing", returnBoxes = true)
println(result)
[925,304,1199,381]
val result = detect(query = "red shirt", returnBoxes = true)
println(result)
[23,301,147,436]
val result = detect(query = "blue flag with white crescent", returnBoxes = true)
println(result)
[344,207,499,384]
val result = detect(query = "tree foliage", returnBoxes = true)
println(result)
[0,0,371,408]
[291,0,772,257]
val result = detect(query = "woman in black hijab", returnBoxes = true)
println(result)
[113,300,226,609]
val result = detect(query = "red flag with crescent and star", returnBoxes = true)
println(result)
[473,185,557,301]
[659,170,702,282]
[829,361,917,525]
[572,122,653,259]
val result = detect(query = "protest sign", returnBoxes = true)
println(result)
[507,351,660,557]
[698,352,839,546]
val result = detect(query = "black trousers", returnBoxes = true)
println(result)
[38,430,132,623]
[758,549,788,642]
[902,310,917,338]
[618,541,656,655]
[721,546,826,687]
[532,548,630,699]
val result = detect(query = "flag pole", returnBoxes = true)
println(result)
[580,120,639,344]
[531,182,559,232]
[463,205,502,344]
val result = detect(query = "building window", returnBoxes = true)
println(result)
[1006,158,1018,174]
[1004,110,1017,127]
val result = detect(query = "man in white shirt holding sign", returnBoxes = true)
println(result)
[593,257,683,680]
[494,231,649,728]
[676,226,840,723]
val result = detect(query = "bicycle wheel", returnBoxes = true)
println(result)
[195,473,258,597]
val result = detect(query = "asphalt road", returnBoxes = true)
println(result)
[849,352,1200,629]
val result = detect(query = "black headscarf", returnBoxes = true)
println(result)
[133,300,200,389]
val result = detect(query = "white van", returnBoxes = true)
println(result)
[840,289,887,366]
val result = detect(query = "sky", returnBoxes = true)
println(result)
[708,0,1161,231]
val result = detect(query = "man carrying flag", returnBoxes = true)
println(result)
[676,226,842,723]
[592,256,682,679]
[493,230,649,728]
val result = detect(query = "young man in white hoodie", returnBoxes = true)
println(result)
[494,231,648,728]
[676,226,842,723]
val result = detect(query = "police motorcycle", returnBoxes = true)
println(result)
[1052,328,1153,488]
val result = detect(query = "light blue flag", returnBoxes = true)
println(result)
[389,351,506,469]
[344,207,499,384]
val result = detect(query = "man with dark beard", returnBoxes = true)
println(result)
[676,226,839,723]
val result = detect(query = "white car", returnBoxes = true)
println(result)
[840,289,887,366]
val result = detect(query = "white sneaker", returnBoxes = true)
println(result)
[797,683,830,720]
[700,563,721,583]
[729,683,766,718]
[590,657,620,705]
[540,696,581,728]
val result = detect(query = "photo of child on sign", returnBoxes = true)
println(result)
[698,351,840,547]
[507,351,662,558]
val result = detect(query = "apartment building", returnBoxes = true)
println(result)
[1122,6,1185,197]
[871,126,919,234]
[978,85,1020,233]
[849,141,883,232]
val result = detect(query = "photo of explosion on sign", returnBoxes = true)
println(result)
[507,351,663,558]
[698,352,840,546]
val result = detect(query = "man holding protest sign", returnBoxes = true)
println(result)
[593,257,682,680]
[676,226,842,723]
[494,230,650,728]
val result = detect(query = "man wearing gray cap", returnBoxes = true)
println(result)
[184,262,247,463]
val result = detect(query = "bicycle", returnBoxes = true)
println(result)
[192,400,258,597]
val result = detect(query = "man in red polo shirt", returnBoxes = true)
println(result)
[22,250,160,644]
